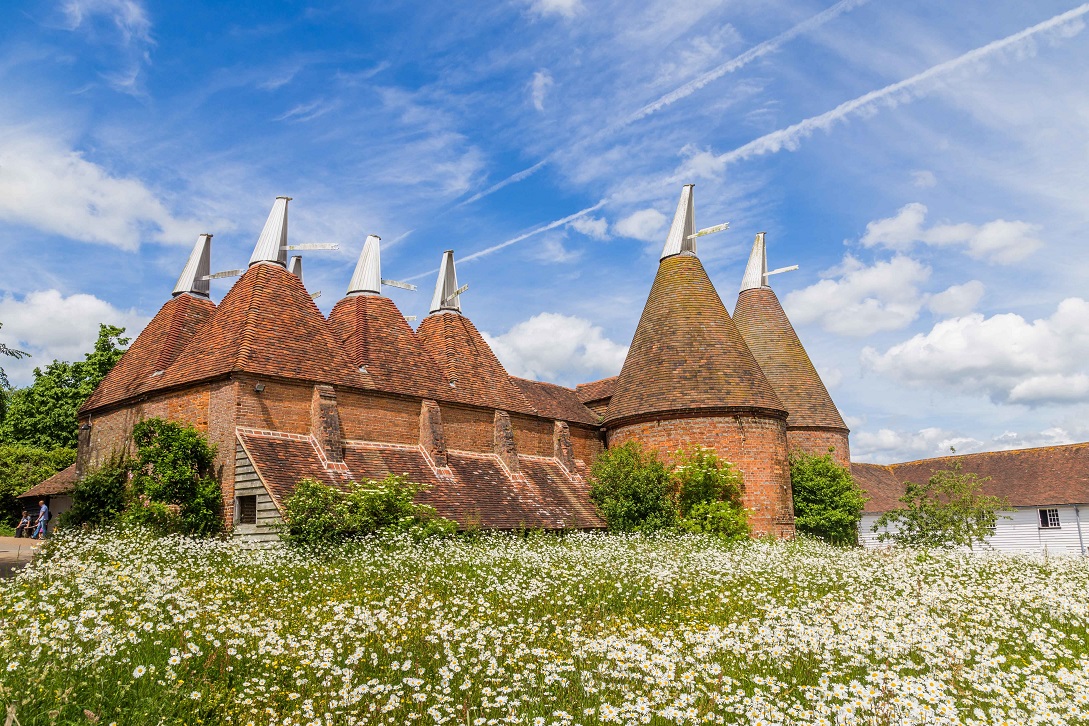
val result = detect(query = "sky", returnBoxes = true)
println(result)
[1,0,1088,464]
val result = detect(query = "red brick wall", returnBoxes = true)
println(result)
[511,414,553,457]
[607,414,794,538]
[234,377,311,434]
[787,428,851,468]
[440,404,494,452]
[570,425,605,467]
[337,390,418,445]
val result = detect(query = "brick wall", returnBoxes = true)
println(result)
[787,428,851,468]
[440,404,494,452]
[234,376,312,434]
[607,414,794,538]
[511,414,553,457]
[337,390,418,445]
[570,425,605,467]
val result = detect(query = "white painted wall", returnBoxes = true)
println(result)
[861,505,1088,555]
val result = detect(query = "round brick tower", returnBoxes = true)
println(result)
[732,233,850,467]
[603,186,794,538]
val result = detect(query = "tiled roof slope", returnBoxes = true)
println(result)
[510,377,599,425]
[156,263,368,391]
[575,376,616,405]
[733,286,846,430]
[415,313,534,414]
[605,254,785,425]
[82,294,216,412]
[239,431,605,529]
[19,464,79,499]
[328,294,448,400]
[854,442,1089,513]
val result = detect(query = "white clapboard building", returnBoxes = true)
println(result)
[853,443,1089,555]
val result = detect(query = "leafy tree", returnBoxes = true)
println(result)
[0,322,29,422]
[1,325,128,449]
[790,450,868,545]
[589,442,674,533]
[0,444,76,525]
[873,454,1010,549]
[673,446,744,516]
[62,453,129,529]
[127,418,222,536]
[676,501,749,541]
[282,474,457,546]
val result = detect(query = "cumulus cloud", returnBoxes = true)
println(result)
[782,254,930,336]
[567,215,609,240]
[927,280,984,317]
[676,144,726,181]
[0,289,149,386]
[861,203,1042,264]
[0,128,203,249]
[862,297,1089,406]
[852,425,1079,464]
[530,70,554,111]
[526,0,582,19]
[613,208,667,243]
[484,313,627,386]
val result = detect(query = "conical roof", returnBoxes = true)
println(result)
[81,293,216,413]
[416,312,535,414]
[733,285,846,430]
[155,263,368,391]
[328,294,448,400]
[604,253,785,425]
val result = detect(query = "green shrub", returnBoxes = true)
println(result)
[0,444,76,526]
[62,453,128,529]
[282,474,456,546]
[676,500,750,541]
[672,446,744,517]
[790,450,868,545]
[589,442,674,533]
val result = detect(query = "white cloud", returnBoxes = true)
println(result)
[484,312,627,386]
[0,128,203,249]
[613,208,667,243]
[530,235,582,264]
[817,366,843,389]
[852,426,983,464]
[911,170,937,188]
[860,203,1042,264]
[676,144,725,181]
[61,0,154,93]
[862,297,1089,406]
[0,289,149,386]
[530,70,553,111]
[927,280,984,316]
[567,215,609,240]
[526,0,582,19]
[782,254,930,336]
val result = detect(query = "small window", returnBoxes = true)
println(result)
[237,495,257,525]
[1039,508,1061,529]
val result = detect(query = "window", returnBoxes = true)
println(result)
[237,495,257,525]
[1039,508,1061,529]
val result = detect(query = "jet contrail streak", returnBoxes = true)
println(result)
[716,3,1089,165]
[457,0,869,207]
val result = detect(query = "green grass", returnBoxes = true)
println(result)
[2,529,1088,725]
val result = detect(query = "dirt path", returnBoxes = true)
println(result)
[0,536,43,579]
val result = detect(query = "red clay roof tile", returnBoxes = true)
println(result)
[510,377,599,425]
[19,464,79,499]
[575,376,616,405]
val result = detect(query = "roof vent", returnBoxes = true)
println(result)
[172,234,212,298]
[429,250,466,314]
[347,235,382,296]
[248,196,291,267]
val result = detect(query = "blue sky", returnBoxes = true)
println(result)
[2,0,1088,463]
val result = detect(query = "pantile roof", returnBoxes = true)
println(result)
[575,376,616,405]
[154,263,368,391]
[82,293,217,412]
[20,464,78,499]
[854,442,1089,513]
[605,253,785,425]
[416,312,534,414]
[510,377,599,425]
[328,294,448,400]
[733,286,846,430]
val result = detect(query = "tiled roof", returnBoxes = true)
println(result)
[328,294,449,400]
[575,376,616,405]
[854,442,1089,513]
[733,286,846,430]
[20,464,79,499]
[605,254,785,425]
[510,377,599,425]
[155,263,368,391]
[415,313,534,414]
[238,430,604,529]
[82,294,216,412]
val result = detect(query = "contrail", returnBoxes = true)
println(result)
[405,199,608,281]
[458,0,868,206]
[716,3,1089,165]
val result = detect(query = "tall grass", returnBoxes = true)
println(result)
[2,530,1088,725]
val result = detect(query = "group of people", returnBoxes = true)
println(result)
[14,499,50,539]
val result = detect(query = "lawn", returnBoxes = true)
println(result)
[2,530,1088,725]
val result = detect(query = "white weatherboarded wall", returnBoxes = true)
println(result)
[862,505,1088,555]
[234,443,283,543]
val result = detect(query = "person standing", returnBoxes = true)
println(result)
[32,499,49,540]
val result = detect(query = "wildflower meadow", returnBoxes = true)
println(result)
[2,531,1089,725]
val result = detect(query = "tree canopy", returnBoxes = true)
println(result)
[790,450,867,545]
